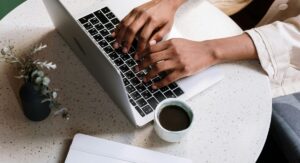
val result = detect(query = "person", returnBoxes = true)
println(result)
[112,0,300,98]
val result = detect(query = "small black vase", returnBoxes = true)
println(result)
[19,83,51,121]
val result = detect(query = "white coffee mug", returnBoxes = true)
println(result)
[154,98,194,142]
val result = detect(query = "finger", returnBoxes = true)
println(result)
[122,12,149,53]
[114,14,137,51]
[135,20,157,58]
[138,49,171,70]
[144,60,176,82]
[152,70,183,89]
[149,23,172,45]
[135,40,169,60]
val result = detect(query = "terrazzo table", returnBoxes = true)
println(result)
[0,0,272,162]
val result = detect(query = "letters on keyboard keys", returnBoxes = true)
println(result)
[136,98,147,107]
[141,91,151,99]
[173,88,184,96]
[135,106,145,117]
[142,105,153,114]
[154,92,166,102]
[147,97,158,109]
[98,40,108,48]
[94,10,109,24]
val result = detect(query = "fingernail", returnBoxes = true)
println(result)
[149,40,156,45]
[111,32,115,37]
[113,42,119,49]
[152,85,157,90]
[135,66,139,72]
[143,78,147,83]
[122,47,128,53]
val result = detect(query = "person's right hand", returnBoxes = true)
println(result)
[112,0,186,59]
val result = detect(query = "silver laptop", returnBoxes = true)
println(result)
[43,0,223,127]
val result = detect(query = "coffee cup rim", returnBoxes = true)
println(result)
[154,98,194,133]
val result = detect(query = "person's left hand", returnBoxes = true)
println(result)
[137,38,220,89]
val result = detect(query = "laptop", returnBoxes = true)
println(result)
[43,0,223,127]
[65,133,192,163]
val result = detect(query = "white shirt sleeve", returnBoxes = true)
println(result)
[246,15,300,97]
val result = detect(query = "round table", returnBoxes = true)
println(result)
[0,0,272,162]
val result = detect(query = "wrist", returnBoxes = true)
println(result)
[163,0,186,10]
[203,40,224,64]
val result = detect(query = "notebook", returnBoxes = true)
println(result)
[65,133,193,163]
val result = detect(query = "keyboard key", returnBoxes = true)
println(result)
[130,77,140,86]
[83,22,93,30]
[108,52,118,60]
[106,12,115,19]
[152,76,161,83]
[142,105,153,114]
[88,28,98,35]
[119,64,129,73]
[104,46,114,54]
[95,24,104,31]
[105,22,114,30]
[101,7,110,14]
[143,80,152,87]
[128,47,135,54]
[173,88,184,96]
[98,40,108,48]
[141,90,151,99]
[129,98,136,106]
[130,91,141,100]
[168,83,178,90]
[113,58,124,66]
[148,86,158,93]
[93,34,103,42]
[147,97,158,109]
[160,86,169,92]
[135,106,145,117]
[126,85,135,94]
[120,53,131,61]
[126,59,136,67]
[154,91,166,102]
[90,17,99,25]
[123,78,130,86]
[136,72,144,80]
[79,14,94,24]
[100,29,109,36]
[136,84,146,92]
[94,10,109,24]
[136,98,147,107]
[111,18,120,25]
[164,90,176,98]
[105,35,115,43]
[124,71,135,79]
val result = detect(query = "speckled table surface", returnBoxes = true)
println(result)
[0,0,272,163]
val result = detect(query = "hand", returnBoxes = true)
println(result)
[112,0,186,57]
[137,33,258,89]
[137,38,220,89]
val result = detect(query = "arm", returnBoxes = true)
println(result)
[245,15,300,97]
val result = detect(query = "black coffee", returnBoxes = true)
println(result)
[159,105,191,131]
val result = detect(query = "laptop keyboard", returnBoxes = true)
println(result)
[78,7,184,117]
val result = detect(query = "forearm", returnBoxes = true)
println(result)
[207,33,258,63]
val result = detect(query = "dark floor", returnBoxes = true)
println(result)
[256,131,288,163]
